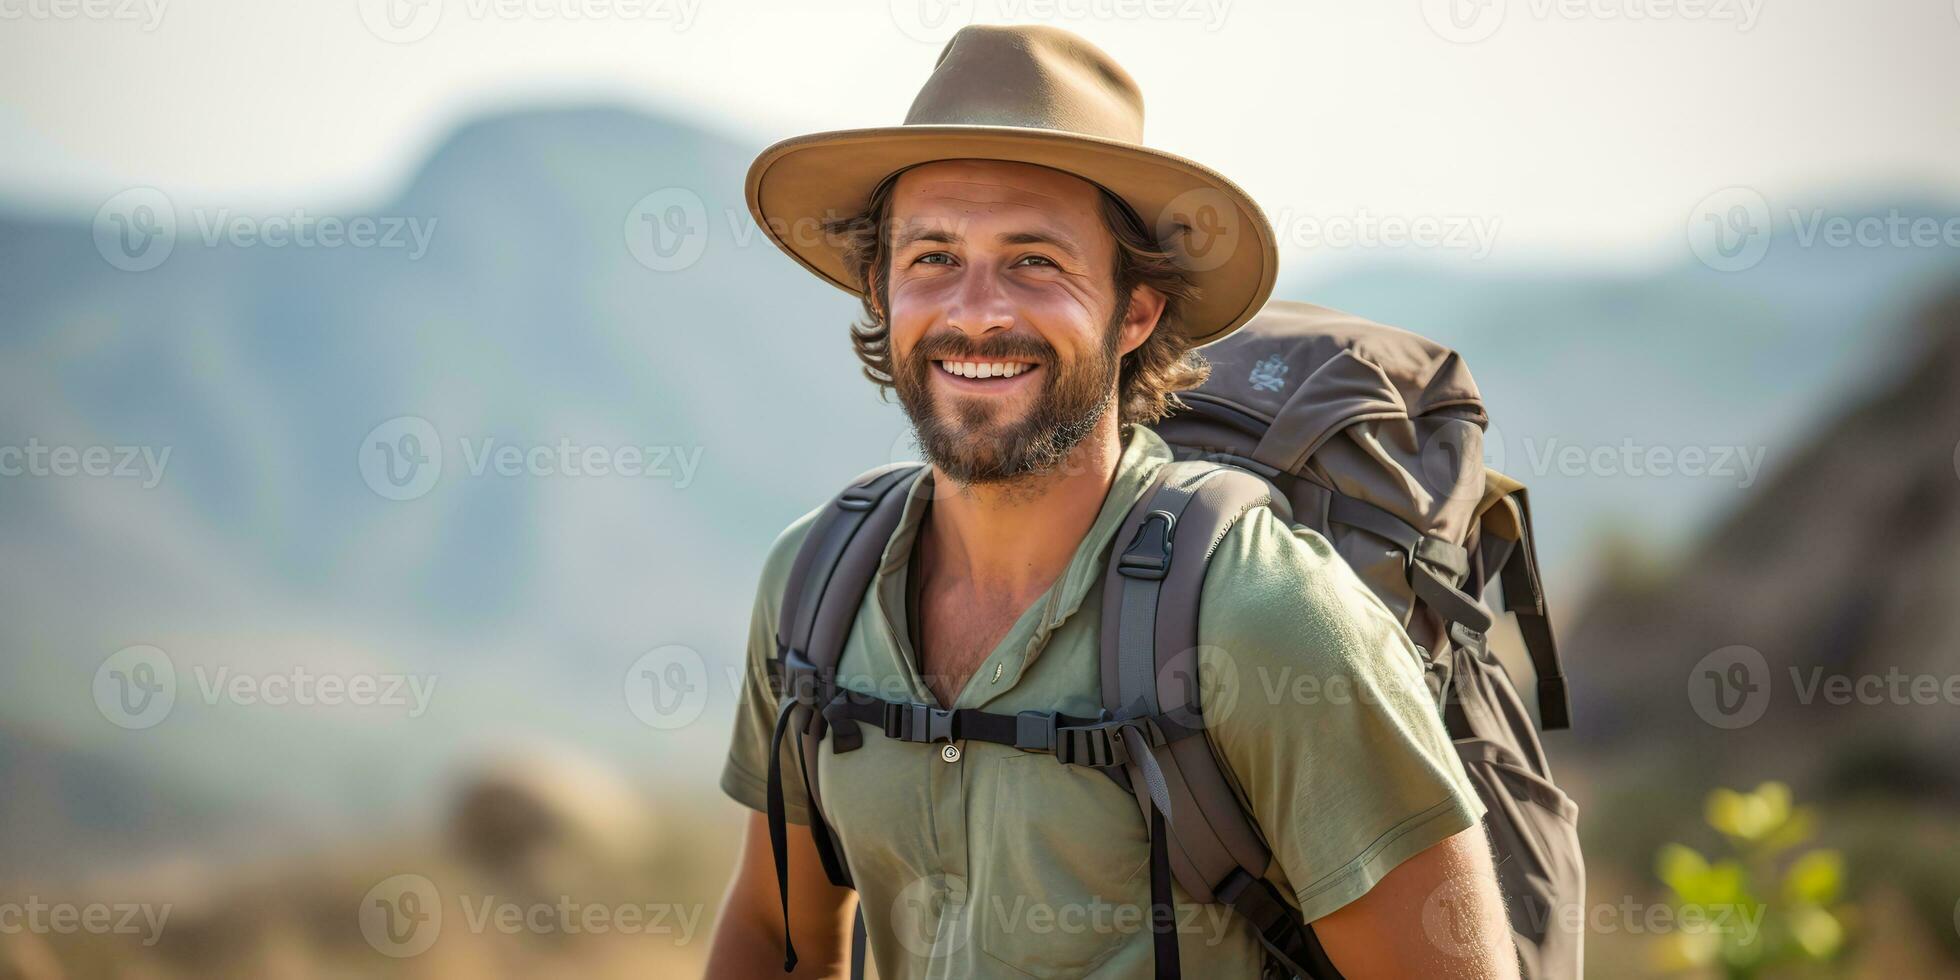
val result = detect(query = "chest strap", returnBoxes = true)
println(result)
[813,683,1207,768]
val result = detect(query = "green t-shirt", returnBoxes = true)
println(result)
[721,425,1484,978]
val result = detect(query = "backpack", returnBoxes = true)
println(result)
[762,300,1584,979]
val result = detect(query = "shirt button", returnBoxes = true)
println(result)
[940,743,962,763]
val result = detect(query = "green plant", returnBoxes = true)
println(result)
[1652,782,1853,979]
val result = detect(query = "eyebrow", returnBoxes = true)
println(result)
[892,226,1084,260]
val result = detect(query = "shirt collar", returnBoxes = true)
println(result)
[878,424,1175,636]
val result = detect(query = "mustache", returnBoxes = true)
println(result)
[910,332,1054,365]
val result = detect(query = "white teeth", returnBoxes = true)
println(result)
[938,360,1031,379]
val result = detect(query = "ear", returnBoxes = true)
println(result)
[1115,283,1167,357]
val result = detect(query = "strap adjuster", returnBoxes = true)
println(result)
[883,702,955,743]
[1054,715,1149,768]
[1014,710,1058,751]
[1118,510,1177,580]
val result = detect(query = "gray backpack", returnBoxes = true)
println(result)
[763,301,1583,979]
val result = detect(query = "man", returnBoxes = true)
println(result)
[708,25,1517,979]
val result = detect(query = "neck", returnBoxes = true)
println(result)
[922,415,1128,599]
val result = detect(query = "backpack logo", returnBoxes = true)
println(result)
[1248,355,1289,392]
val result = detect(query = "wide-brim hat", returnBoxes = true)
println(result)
[744,24,1278,347]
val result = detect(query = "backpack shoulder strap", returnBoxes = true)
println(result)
[1100,459,1341,980]
[765,461,922,973]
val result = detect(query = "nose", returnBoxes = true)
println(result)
[943,264,1014,338]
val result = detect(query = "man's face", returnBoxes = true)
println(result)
[882,159,1161,485]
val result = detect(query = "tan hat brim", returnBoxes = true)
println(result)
[745,125,1278,347]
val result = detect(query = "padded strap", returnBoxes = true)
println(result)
[767,463,924,973]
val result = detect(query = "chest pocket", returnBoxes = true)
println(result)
[976,752,1152,978]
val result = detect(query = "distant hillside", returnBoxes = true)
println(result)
[1561,285,1960,798]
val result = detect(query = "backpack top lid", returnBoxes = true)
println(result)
[1181,301,1488,476]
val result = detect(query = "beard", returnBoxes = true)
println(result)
[892,303,1127,487]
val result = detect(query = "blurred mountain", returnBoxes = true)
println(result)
[1,102,1957,875]
[1562,285,1960,799]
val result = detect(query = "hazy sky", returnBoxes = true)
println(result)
[3,0,1957,270]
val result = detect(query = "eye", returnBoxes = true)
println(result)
[1015,254,1057,268]
[914,251,955,266]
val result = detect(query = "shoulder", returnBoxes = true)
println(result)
[1196,502,1426,680]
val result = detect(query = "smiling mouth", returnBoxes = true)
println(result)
[933,359,1039,383]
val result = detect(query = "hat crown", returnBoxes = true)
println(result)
[902,25,1145,144]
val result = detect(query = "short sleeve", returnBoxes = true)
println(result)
[1196,505,1485,924]
[719,505,824,824]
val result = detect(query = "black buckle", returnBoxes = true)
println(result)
[883,702,954,743]
[1118,510,1176,580]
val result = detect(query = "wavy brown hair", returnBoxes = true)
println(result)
[821,168,1208,427]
